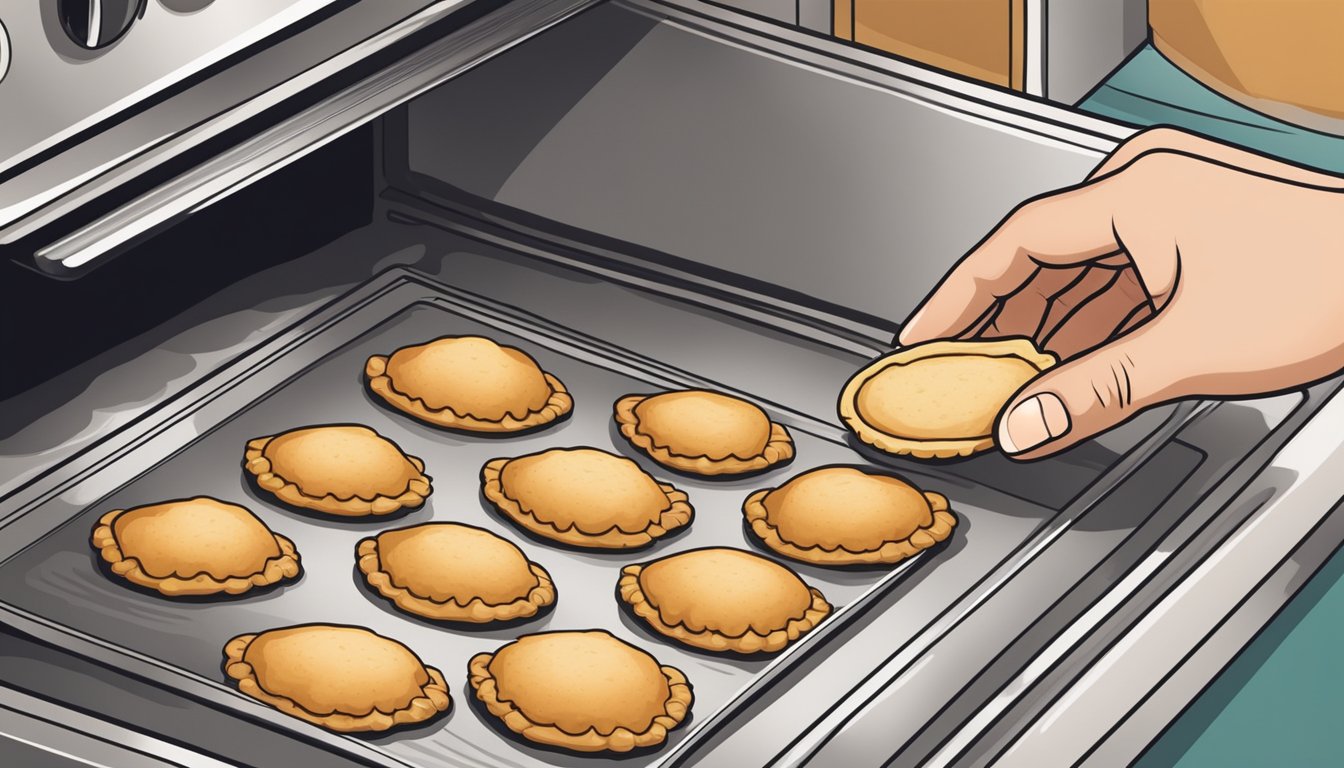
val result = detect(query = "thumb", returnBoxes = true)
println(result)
[995,331,1175,460]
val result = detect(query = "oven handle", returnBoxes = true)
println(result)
[28,0,601,277]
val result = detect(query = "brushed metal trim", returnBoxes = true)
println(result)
[0,0,363,220]
[990,385,1344,766]
[1023,0,1046,97]
[0,684,234,768]
[28,0,599,274]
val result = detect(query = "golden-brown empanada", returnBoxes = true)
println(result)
[468,630,692,753]
[223,624,450,733]
[743,466,956,565]
[357,522,554,623]
[614,390,793,476]
[243,425,430,517]
[91,496,299,597]
[366,336,571,433]
[481,447,692,549]
[838,338,1056,459]
[619,547,830,654]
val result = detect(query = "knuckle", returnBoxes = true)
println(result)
[1078,353,1142,414]
[1129,126,1186,150]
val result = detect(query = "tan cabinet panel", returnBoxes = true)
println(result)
[834,0,1026,89]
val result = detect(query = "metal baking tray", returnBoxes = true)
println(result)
[0,267,1187,768]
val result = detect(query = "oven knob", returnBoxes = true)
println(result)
[59,0,145,50]
[0,19,10,85]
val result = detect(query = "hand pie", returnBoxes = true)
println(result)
[365,335,572,433]
[838,338,1056,459]
[743,467,956,566]
[357,522,555,623]
[244,425,431,517]
[481,447,692,549]
[468,630,692,753]
[619,547,831,654]
[614,390,794,476]
[91,497,300,597]
[224,624,450,733]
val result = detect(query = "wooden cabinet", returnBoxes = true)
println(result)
[834,1,1027,90]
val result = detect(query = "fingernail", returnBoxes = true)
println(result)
[898,307,926,345]
[999,393,1071,454]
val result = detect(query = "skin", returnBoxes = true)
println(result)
[898,127,1344,460]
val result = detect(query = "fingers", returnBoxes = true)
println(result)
[899,180,1123,346]
[977,267,1086,339]
[1041,268,1150,359]
[1034,266,1124,341]
[996,321,1177,460]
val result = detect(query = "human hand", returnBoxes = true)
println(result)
[898,128,1344,460]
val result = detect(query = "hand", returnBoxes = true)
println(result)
[898,127,1344,460]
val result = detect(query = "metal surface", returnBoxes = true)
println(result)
[1041,0,1147,104]
[26,0,596,276]
[0,261,1196,768]
[0,684,232,768]
[396,0,1130,329]
[0,268,949,768]
[0,0,350,177]
[0,0,495,247]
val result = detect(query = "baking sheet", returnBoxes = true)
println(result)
[0,293,997,768]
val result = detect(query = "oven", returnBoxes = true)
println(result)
[3,2,1343,766]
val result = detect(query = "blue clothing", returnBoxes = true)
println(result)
[1079,44,1344,174]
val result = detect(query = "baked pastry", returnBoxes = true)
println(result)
[365,335,572,433]
[481,447,692,549]
[838,338,1056,459]
[357,522,555,623]
[619,547,831,654]
[91,496,300,597]
[468,630,692,753]
[223,624,450,733]
[614,390,794,476]
[243,425,430,517]
[743,467,956,566]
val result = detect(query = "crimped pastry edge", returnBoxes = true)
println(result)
[480,455,693,549]
[467,640,692,753]
[355,531,555,622]
[243,432,431,517]
[366,353,573,433]
[223,629,451,733]
[742,486,957,566]
[838,338,1057,459]
[613,393,794,476]
[618,562,832,654]
[92,505,302,597]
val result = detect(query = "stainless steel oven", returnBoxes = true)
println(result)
[3,2,1342,766]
